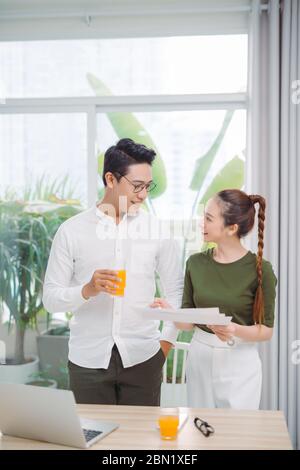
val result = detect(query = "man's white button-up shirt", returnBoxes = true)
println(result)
[42,205,183,369]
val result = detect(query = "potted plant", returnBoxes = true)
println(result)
[0,199,80,384]
[37,313,72,390]
[26,365,57,388]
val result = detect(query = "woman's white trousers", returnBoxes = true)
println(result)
[186,328,262,409]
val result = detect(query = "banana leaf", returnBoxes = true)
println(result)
[199,156,244,209]
[189,110,234,191]
[87,73,167,199]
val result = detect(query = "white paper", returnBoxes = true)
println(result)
[135,307,232,325]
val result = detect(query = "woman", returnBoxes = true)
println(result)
[152,189,277,410]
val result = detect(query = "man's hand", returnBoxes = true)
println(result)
[151,300,174,357]
[82,270,121,299]
[159,340,173,359]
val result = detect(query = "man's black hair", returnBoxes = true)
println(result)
[102,138,156,186]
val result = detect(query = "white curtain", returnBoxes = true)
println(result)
[279,0,300,451]
[247,0,300,449]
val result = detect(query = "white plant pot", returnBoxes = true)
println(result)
[0,355,39,384]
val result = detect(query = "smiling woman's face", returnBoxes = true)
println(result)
[202,197,225,243]
[202,197,238,243]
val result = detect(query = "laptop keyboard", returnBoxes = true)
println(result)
[82,428,103,442]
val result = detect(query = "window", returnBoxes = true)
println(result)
[0,1,250,373]
[0,35,247,98]
[0,35,247,209]
[0,114,87,204]
[96,109,246,218]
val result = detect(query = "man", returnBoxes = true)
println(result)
[42,138,183,406]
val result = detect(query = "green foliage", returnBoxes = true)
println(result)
[182,111,245,266]
[2,174,80,203]
[199,155,244,207]
[57,360,70,389]
[47,326,70,336]
[0,202,53,332]
[87,73,167,200]
[0,181,82,364]
[190,110,234,191]
[27,365,56,386]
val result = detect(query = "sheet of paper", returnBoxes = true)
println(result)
[135,307,232,325]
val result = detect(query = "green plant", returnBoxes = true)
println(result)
[2,174,81,204]
[29,365,51,380]
[26,365,57,387]
[182,111,245,265]
[0,203,51,364]
[0,196,81,365]
[43,310,72,337]
[57,361,69,389]
[46,325,70,336]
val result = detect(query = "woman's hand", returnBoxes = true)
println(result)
[150,298,194,331]
[207,322,237,342]
[208,323,273,342]
[150,298,173,309]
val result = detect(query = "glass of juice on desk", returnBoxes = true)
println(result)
[158,408,179,440]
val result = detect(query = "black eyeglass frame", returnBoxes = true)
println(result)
[114,172,157,193]
[194,417,215,437]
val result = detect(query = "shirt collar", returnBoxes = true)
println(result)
[94,202,140,224]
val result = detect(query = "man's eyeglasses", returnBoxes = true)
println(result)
[115,173,157,193]
[194,417,215,437]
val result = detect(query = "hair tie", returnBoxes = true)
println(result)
[249,195,259,205]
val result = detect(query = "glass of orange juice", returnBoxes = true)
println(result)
[110,255,126,297]
[114,269,126,296]
[158,408,179,440]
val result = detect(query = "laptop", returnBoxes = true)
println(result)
[0,383,119,448]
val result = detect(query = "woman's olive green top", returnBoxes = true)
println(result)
[181,249,277,333]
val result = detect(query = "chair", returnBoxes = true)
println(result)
[160,341,190,407]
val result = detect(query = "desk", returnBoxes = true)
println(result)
[0,405,292,450]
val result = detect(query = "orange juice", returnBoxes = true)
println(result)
[114,270,126,296]
[158,415,179,440]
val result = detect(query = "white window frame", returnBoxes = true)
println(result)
[0,0,263,41]
[0,93,247,206]
[0,0,270,206]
